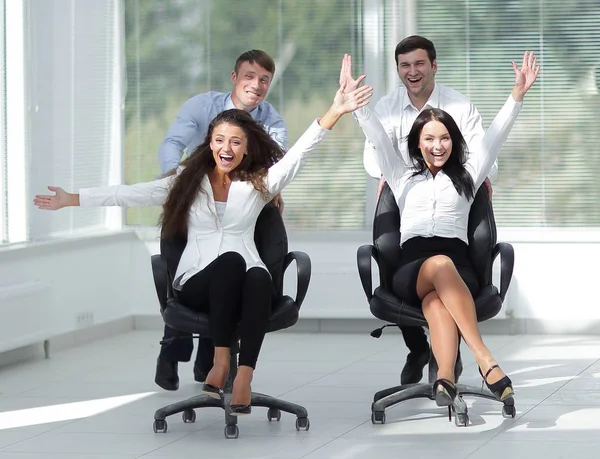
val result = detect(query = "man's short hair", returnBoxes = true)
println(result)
[234,50,276,76]
[394,36,437,66]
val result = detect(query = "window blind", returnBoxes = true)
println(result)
[124,0,369,230]
[0,0,7,243]
[415,0,600,228]
[26,0,122,241]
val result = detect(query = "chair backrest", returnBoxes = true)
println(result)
[160,203,288,297]
[373,183,497,289]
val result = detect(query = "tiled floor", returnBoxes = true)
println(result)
[1,331,600,458]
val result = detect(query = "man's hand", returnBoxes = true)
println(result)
[339,54,366,94]
[511,51,540,102]
[483,177,493,201]
[273,193,285,215]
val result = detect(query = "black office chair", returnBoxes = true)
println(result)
[150,204,312,439]
[357,183,515,427]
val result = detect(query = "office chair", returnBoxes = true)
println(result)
[151,203,311,438]
[357,183,515,427]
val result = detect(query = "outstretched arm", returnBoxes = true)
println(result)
[468,51,540,188]
[267,82,373,196]
[33,175,175,210]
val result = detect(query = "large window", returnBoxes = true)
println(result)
[124,0,600,231]
[414,0,600,228]
[124,0,368,230]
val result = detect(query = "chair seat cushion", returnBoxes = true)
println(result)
[370,285,503,328]
[162,295,299,336]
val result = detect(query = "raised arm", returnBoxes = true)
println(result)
[467,51,540,188]
[266,83,373,196]
[33,175,175,211]
[460,103,499,183]
[353,106,407,190]
[361,98,398,178]
[158,95,207,174]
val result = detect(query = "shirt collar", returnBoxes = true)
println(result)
[402,82,441,112]
[224,92,261,119]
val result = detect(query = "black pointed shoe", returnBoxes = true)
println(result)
[154,357,179,391]
[401,348,430,384]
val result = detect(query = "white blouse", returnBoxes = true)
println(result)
[354,96,523,246]
[79,120,328,287]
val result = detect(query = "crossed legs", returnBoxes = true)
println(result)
[417,255,506,385]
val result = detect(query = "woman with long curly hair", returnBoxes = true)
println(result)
[33,82,373,414]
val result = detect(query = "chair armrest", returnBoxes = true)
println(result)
[492,242,514,302]
[357,244,378,302]
[151,254,169,311]
[283,251,311,309]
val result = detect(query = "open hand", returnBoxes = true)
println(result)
[339,54,366,93]
[333,83,373,115]
[33,186,73,210]
[512,51,540,101]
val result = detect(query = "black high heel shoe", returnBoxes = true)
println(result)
[433,379,457,421]
[228,404,252,416]
[479,364,514,401]
[202,383,224,400]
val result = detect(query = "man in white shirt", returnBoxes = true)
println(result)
[363,35,497,385]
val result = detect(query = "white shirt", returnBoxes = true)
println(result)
[362,83,498,181]
[214,201,226,221]
[354,96,522,246]
[80,120,327,287]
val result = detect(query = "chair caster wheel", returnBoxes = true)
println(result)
[502,404,516,418]
[267,408,281,422]
[153,419,167,433]
[295,417,310,431]
[224,424,239,439]
[182,409,196,423]
[371,411,386,424]
[454,413,469,427]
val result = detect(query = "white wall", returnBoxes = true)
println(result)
[1,227,599,357]
[0,231,158,353]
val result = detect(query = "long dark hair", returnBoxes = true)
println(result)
[160,109,284,238]
[407,108,475,200]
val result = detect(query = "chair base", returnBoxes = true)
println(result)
[370,383,516,427]
[152,353,309,439]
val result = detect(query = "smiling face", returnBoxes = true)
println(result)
[230,61,273,111]
[210,122,248,174]
[418,119,453,174]
[397,48,437,103]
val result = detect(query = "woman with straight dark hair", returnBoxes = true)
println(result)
[342,52,539,408]
[33,82,373,415]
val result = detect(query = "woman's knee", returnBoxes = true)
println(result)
[422,255,459,280]
[217,252,246,275]
[245,267,272,287]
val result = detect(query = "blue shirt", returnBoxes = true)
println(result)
[158,91,287,173]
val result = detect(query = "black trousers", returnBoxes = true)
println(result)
[160,252,271,369]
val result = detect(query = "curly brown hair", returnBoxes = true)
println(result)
[160,109,284,238]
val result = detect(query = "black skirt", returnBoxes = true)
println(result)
[392,236,479,307]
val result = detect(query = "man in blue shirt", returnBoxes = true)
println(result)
[155,49,288,391]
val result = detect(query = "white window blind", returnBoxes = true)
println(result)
[0,0,6,244]
[26,0,123,241]
[124,0,369,230]
[414,0,600,228]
